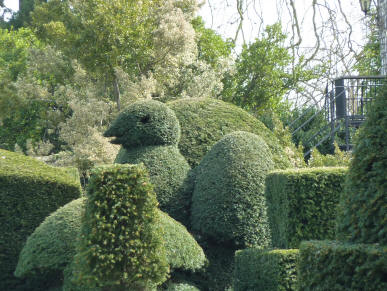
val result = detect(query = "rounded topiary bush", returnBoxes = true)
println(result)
[168,98,291,169]
[336,85,387,245]
[191,131,275,248]
[115,146,193,225]
[15,198,85,286]
[104,100,181,148]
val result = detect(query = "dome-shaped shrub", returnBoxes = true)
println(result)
[104,100,181,148]
[191,131,275,248]
[168,98,291,169]
[14,198,85,286]
[16,200,205,287]
[336,86,387,244]
[115,146,193,225]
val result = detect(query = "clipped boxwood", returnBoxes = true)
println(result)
[14,198,85,288]
[72,164,169,290]
[16,201,205,289]
[115,145,192,226]
[265,167,347,248]
[191,131,274,248]
[234,248,299,291]
[104,100,181,148]
[0,149,82,290]
[336,85,387,244]
[168,98,291,169]
[156,210,206,271]
[298,240,387,291]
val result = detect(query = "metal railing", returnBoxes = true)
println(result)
[290,76,385,156]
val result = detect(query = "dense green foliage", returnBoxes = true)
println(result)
[223,23,315,114]
[298,240,387,291]
[14,198,85,288]
[105,100,181,149]
[115,146,192,226]
[265,167,347,248]
[191,131,274,248]
[0,149,81,290]
[163,282,200,291]
[191,16,233,69]
[336,85,387,244]
[72,164,169,289]
[156,210,206,272]
[234,249,299,291]
[16,199,205,290]
[168,98,292,168]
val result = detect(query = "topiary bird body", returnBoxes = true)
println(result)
[104,100,192,225]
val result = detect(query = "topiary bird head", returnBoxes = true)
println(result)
[104,100,181,149]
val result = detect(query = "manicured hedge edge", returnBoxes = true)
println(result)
[265,167,347,248]
[234,248,299,291]
[71,164,169,290]
[298,240,387,291]
[0,149,82,290]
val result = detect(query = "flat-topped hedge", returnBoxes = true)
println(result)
[234,248,299,291]
[265,167,347,248]
[298,240,387,291]
[0,149,82,290]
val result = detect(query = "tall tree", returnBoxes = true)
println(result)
[224,23,315,114]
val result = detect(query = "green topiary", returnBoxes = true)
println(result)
[336,85,387,244]
[298,240,387,291]
[115,146,192,226]
[0,149,82,291]
[104,100,181,148]
[16,200,205,290]
[234,248,299,291]
[14,198,85,287]
[265,167,347,248]
[156,210,206,271]
[191,131,275,248]
[71,164,169,290]
[168,98,292,169]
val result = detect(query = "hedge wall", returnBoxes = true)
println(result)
[265,167,347,248]
[115,145,193,226]
[72,164,169,290]
[104,100,181,149]
[298,240,387,291]
[0,149,82,291]
[168,98,292,169]
[191,131,274,248]
[234,248,299,291]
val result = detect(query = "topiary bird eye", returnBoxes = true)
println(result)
[141,115,150,124]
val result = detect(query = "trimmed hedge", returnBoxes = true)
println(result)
[191,131,274,248]
[16,202,205,289]
[336,85,387,244]
[298,240,387,291]
[168,98,291,169]
[115,145,192,226]
[234,248,299,291]
[0,149,82,290]
[157,210,206,271]
[104,100,181,148]
[265,167,347,248]
[72,164,169,290]
[14,198,85,287]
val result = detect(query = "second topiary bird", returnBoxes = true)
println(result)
[104,100,192,225]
